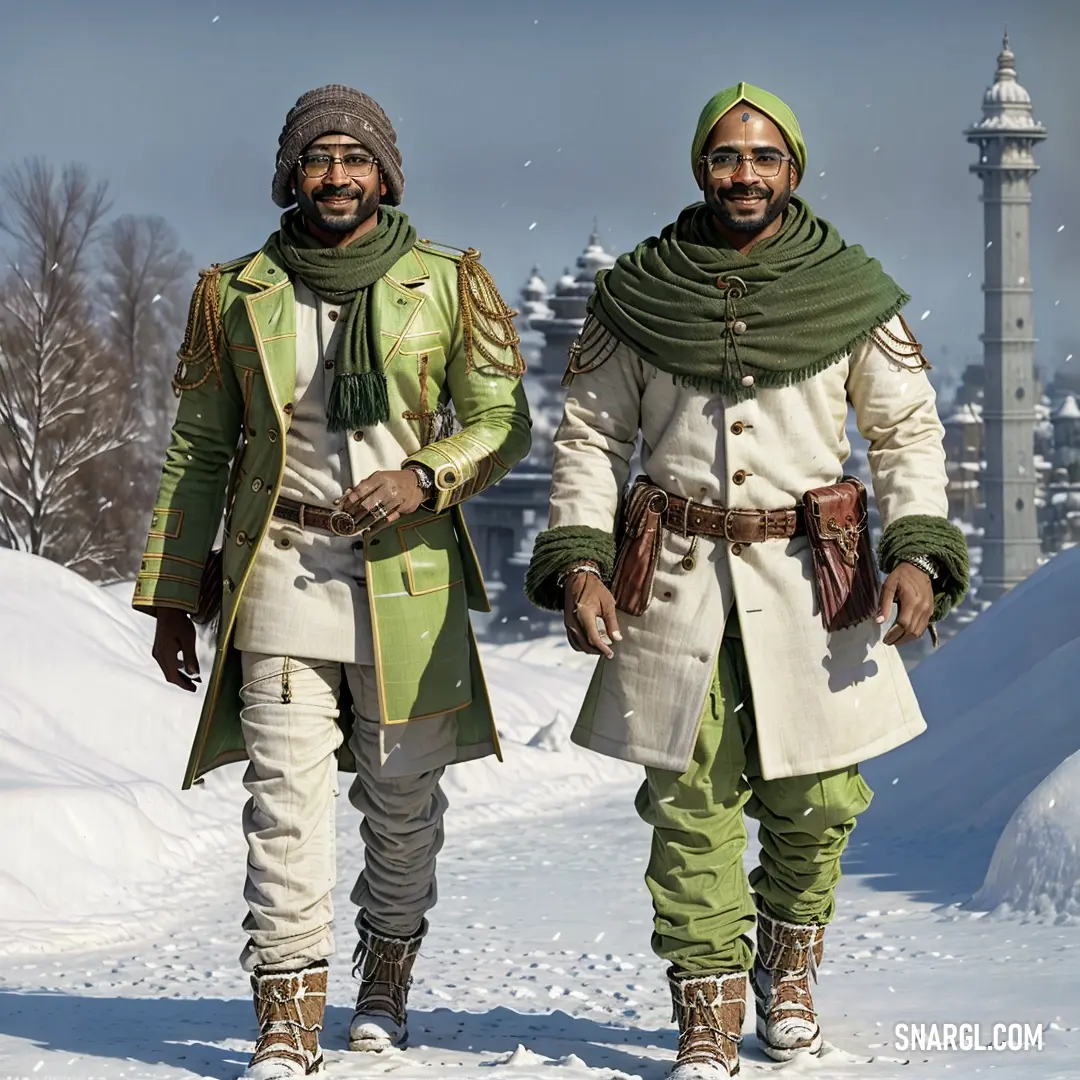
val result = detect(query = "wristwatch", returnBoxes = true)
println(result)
[407,464,435,493]
[904,553,939,580]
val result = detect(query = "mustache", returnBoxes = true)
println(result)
[315,186,360,200]
[722,185,771,199]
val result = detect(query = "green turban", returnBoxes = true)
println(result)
[691,82,807,186]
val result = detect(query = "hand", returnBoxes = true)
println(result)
[152,607,200,691]
[876,562,935,647]
[564,571,622,659]
[334,469,425,531]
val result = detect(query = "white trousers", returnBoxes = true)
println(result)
[237,653,449,973]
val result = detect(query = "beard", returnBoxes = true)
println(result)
[296,182,381,235]
[706,176,792,234]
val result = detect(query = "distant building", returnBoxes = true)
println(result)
[463,229,616,639]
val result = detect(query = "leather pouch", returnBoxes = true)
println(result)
[609,479,668,617]
[802,476,879,631]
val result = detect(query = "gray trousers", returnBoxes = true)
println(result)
[237,653,448,973]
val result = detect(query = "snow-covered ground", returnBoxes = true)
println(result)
[2,549,1079,1078]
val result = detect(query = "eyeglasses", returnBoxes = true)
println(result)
[297,152,379,180]
[700,150,790,180]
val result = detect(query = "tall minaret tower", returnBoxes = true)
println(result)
[964,31,1046,601]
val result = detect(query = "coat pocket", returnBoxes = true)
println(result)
[397,515,465,595]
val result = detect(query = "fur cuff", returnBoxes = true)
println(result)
[525,526,615,613]
[877,515,970,622]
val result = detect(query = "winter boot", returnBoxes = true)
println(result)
[667,968,747,1078]
[348,917,426,1052]
[244,960,327,1079]
[750,895,824,1060]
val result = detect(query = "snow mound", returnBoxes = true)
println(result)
[0,551,237,955]
[862,543,1080,839]
[971,749,1080,919]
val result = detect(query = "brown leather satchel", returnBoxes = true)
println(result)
[802,476,880,632]
[610,479,669,617]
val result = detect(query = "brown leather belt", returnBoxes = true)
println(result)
[273,495,369,537]
[663,493,804,544]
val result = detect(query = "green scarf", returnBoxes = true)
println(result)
[588,196,909,402]
[275,206,417,430]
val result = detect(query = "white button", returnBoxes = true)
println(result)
[741,374,755,387]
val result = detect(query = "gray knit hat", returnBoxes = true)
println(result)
[272,84,404,208]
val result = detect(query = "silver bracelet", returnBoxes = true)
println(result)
[408,464,434,492]
[904,553,939,580]
[558,562,602,588]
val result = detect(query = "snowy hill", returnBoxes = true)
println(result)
[0,552,635,956]
[862,543,1080,842]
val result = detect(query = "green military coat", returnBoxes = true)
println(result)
[133,238,531,788]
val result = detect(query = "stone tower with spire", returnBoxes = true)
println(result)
[964,31,1046,601]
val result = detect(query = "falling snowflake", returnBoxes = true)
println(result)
[803,807,814,817]
[624,710,635,718]
[968,272,973,278]
[733,701,745,713]
[529,222,537,231]
[1058,225,1066,232]
[1018,276,1026,284]
[212,13,220,21]
[1066,354,1074,363]
[892,777,900,785]
[819,171,826,178]
[873,146,881,153]
[1049,799,1057,809]
[986,241,994,248]
[920,310,931,320]
[152,293,162,303]
[587,391,597,399]
[524,160,532,167]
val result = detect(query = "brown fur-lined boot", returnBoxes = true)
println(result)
[348,918,426,1052]
[667,968,747,1077]
[244,960,327,1079]
[750,895,825,1061]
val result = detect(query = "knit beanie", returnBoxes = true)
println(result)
[691,82,807,187]
[272,84,404,208]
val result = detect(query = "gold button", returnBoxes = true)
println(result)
[283,403,293,415]
[268,429,278,442]
[328,310,339,322]
[730,421,744,435]
[731,543,744,555]
[444,471,457,484]
[741,374,755,387]
[275,536,291,549]
[352,430,365,442]
[733,470,747,485]
[732,320,747,334]
[251,478,263,492]
[235,531,248,545]
[681,555,696,571]
[397,297,407,306]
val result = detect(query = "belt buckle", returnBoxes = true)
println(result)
[758,509,770,543]
[329,510,358,537]
[722,509,737,543]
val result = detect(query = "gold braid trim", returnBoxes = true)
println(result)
[564,314,619,387]
[871,312,931,372]
[172,265,225,395]
[457,249,526,378]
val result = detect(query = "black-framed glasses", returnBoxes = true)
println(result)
[297,152,379,179]
[701,150,790,180]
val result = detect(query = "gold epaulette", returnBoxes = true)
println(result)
[871,312,931,372]
[456,247,526,379]
[563,314,620,387]
[416,237,466,260]
[172,264,227,395]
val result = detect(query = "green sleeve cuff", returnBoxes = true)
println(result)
[878,514,970,622]
[525,526,616,613]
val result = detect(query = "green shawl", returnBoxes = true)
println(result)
[588,196,909,402]
[275,206,417,430]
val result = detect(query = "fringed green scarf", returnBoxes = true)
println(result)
[275,207,417,430]
[589,196,909,402]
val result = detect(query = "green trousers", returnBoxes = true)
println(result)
[635,625,873,974]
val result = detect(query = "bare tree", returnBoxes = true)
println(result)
[0,159,138,576]
[96,214,193,573]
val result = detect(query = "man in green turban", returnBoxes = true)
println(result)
[527,84,968,1077]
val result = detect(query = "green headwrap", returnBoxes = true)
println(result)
[691,82,807,185]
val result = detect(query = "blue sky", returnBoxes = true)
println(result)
[0,0,1076,376]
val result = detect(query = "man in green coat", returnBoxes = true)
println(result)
[134,85,530,1079]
